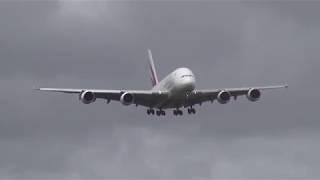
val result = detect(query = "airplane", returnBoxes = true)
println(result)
[37,50,288,116]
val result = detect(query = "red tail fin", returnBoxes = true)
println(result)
[148,49,159,87]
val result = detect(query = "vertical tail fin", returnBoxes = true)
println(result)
[148,49,159,87]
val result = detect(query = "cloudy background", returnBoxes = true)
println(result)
[0,0,319,179]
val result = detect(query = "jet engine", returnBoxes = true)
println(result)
[120,92,134,106]
[79,91,96,104]
[247,88,261,102]
[217,91,231,104]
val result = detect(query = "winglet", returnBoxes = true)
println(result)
[148,49,159,87]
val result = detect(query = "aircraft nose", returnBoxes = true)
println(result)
[181,76,195,91]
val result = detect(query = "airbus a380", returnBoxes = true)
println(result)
[37,50,288,116]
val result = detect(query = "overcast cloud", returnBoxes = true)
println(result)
[0,1,320,179]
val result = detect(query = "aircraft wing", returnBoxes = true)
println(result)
[188,84,288,105]
[36,88,169,107]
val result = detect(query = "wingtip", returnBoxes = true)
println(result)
[33,87,41,91]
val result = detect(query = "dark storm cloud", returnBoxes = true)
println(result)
[1,1,320,179]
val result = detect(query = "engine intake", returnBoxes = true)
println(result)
[247,88,261,102]
[120,92,134,106]
[79,91,96,104]
[217,90,231,104]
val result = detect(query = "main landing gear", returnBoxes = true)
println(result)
[147,109,155,115]
[147,107,196,116]
[187,108,196,114]
[173,109,183,116]
[147,109,166,116]
[173,107,196,116]
[156,110,166,116]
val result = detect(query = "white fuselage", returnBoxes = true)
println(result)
[152,67,196,108]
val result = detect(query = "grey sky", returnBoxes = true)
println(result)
[0,1,320,179]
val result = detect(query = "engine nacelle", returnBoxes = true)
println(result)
[247,88,261,102]
[120,92,134,106]
[79,91,96,104]
[217,90,231,104]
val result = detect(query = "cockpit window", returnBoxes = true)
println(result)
[181,75,193,78]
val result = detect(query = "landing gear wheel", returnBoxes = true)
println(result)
[156,110,166,116]
[187,108,196,114]
[177,110,183,115]
[173,110,178,116]
[174,109,183,116]
[147,109,155,115]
